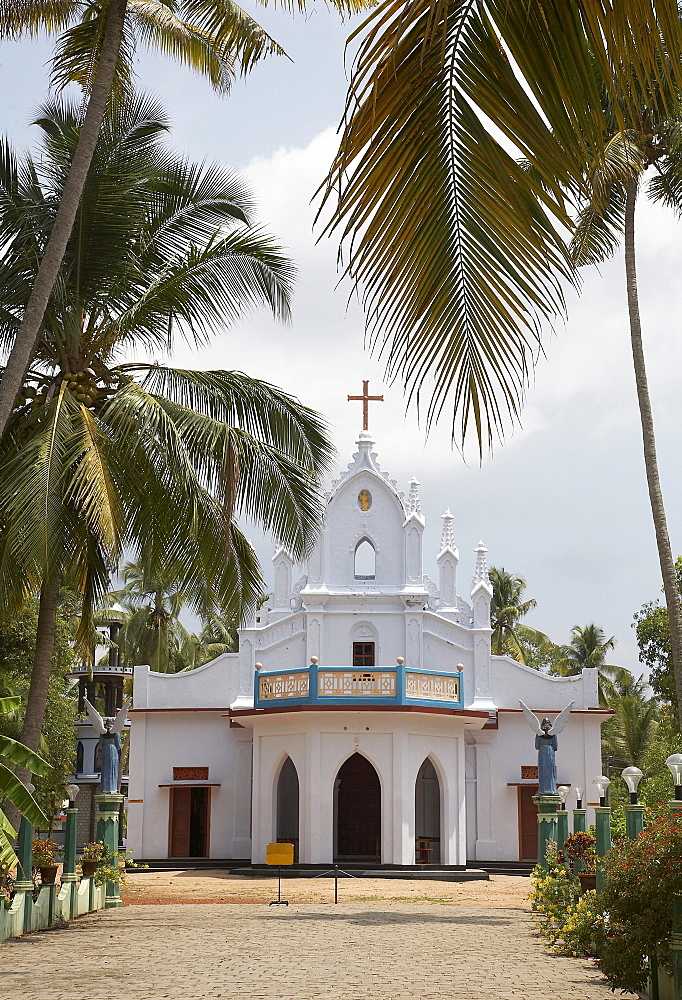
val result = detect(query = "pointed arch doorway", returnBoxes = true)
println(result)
[415,758,441,863]
[276,756,299,861]
[334,753,381,862]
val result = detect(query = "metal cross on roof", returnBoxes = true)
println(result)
[347,380,384,431]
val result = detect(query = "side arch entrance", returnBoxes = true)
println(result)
[276,756,299,862]
[334,753,381,862]
[415,758,441,864]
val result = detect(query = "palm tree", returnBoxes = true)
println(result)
[0,95,334,769]
[489,566,549,664]
[0,0,367,438]
[320,2,682,453]
[601,674,659,772]
[554,623,633,707]
[0,695,49,869]
[100,560,204,673]
[565,114,682,726]
[319,5,682,728]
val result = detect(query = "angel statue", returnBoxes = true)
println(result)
[519,701,574,795]
[84,698,131,794]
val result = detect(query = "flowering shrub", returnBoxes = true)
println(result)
[597,812,682,994]
[530,842,582,947]
[557,891,605,957]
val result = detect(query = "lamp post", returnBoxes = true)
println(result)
[61,783,80,918]
[593,775,611,891]
[621,766,644,839]
[666,754,682,814]
[556,785,570,847]
[14,782,35,933]
[572,785,586,834]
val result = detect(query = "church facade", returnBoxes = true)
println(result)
[127,427,607,866]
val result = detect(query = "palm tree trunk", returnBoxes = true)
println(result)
[0,0,129,440]
[6,577,61,833]
[624,177,682,727]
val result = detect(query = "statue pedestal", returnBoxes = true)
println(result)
[533,794,561,868]
[95,793,124,908]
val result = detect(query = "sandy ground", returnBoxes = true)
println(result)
[120,868,532,907]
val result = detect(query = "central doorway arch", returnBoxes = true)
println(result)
[276,756,299,861]
[335,753,381,862]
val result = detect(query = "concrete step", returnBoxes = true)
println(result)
[476,861,535,877]
[227,864,489,882]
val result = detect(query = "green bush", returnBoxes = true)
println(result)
[597,812,682,994]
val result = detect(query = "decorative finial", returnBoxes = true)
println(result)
[406,477,422,514]
[439,508,456,552]
[347,380,384,431]
[473,540,489,585]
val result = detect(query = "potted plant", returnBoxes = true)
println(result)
[563,831,597,892]
[93,844,126,887]
[79,842,104,878]
[32,838,61,885]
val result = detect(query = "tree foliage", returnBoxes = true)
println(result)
[633,559,682,712]
[0,596,77,823]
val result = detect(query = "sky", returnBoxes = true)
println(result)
[2,8,682,671]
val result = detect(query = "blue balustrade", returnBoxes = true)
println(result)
[254,661,463,711]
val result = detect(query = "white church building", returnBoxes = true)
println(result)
[127,420,607,867]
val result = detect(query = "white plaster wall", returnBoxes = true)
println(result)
[318,605,407,666]
[248,711,469,867]
[470,712,605,861]
[133,655,240,710]
[126,712,252,860]
[323,472,406,588]
[491,658,599,710]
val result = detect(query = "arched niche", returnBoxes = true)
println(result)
[276,756,299,861]
[334,753,381,861]
[415,757,441,864]
[354,537,376,580]
[76,740,84,775]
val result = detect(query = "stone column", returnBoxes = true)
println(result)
[95,792,124,908]
[624,804,645,839]
[594,805,612,891]
[556,808,569,849]
[61,806,79,918]
[671,895,682,1000]
[533,793,560,868]
[14,814,34,933]
[572,808,586,834]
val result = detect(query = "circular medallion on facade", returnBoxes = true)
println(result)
[358,489,372,511]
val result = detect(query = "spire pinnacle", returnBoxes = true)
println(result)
[473,540,490,585]
[439,508,456,553]
[406,476,422,515]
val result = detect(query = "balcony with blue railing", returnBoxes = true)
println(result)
[254,657,464,711]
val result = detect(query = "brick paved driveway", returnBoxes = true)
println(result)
[1,903,613,999]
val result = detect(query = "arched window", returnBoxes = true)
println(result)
[354,538,376,579]
[76,741,84,775]
[94,742,102,774]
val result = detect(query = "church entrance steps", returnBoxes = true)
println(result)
[475,861,535,876]
[226,864,489,882]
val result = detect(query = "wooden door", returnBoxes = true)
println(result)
[336,754,381,860]
[169,787,210,857]
[518,785,538,861]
